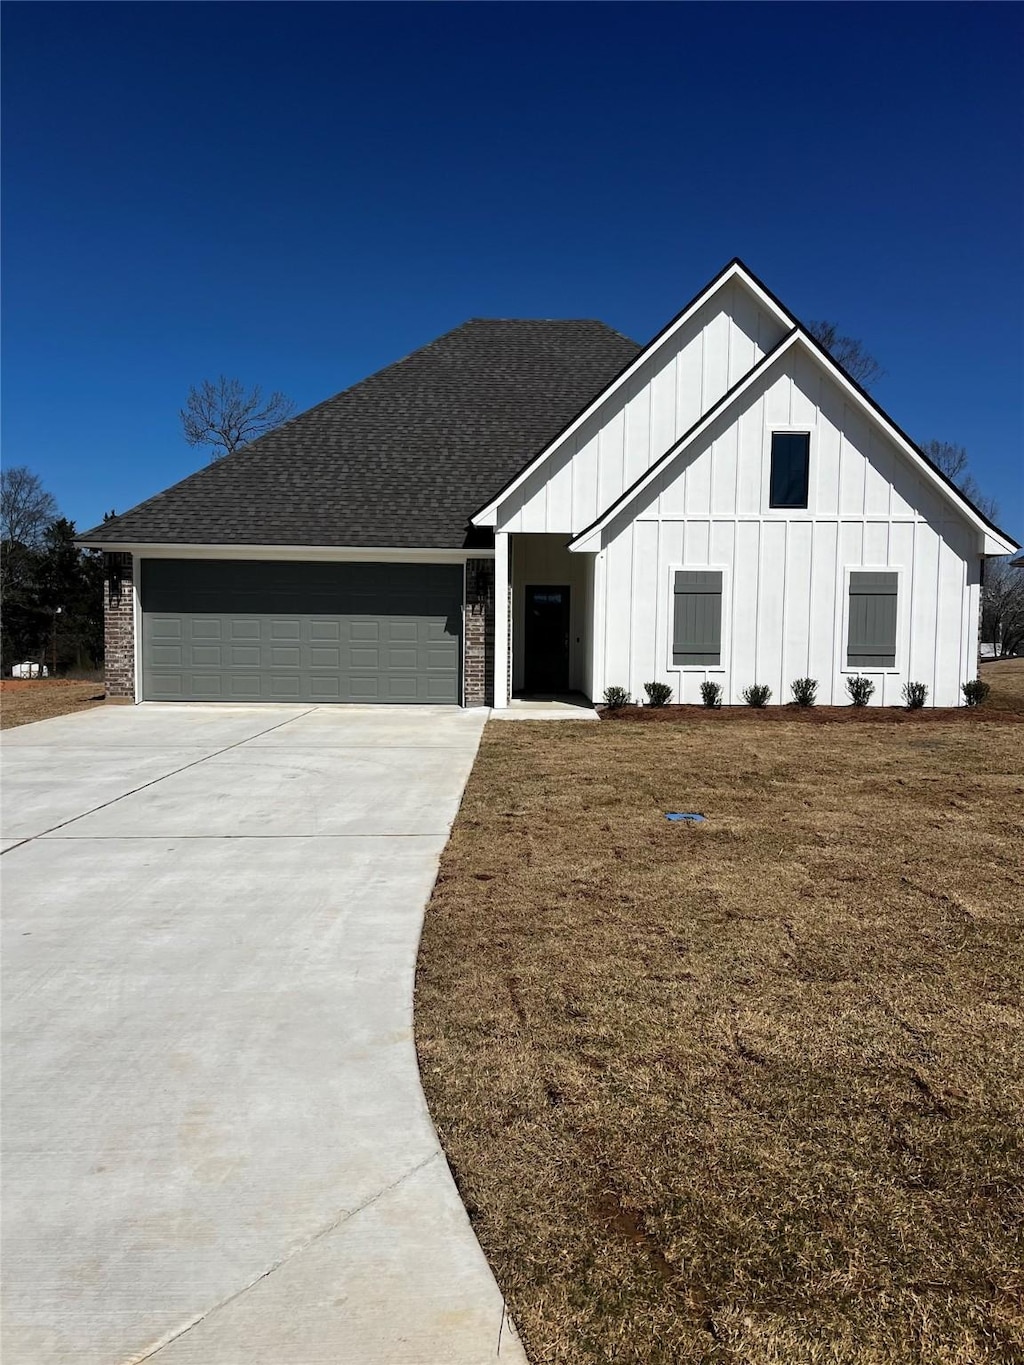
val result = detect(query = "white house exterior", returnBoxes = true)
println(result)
[474,262,1016,708]
[82,260,1017,708]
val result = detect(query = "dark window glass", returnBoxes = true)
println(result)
[769,432,810,508]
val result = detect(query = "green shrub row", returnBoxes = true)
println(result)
[602,676,989,710]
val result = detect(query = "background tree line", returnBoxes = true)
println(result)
[0,467,105,675]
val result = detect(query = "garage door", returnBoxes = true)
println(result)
[141,560,463,703]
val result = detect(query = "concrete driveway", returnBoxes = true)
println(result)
[1,704,525,1365]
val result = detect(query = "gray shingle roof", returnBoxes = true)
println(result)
[82,319,640,549]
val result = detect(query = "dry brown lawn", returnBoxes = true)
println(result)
[0,679,106,730]
[416,682,1024,1364]
[981,657,1024,713]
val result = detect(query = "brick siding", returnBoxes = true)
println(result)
[103,552,135,699]
[464,558,494,706]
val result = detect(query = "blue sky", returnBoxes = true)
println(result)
[4,2,1022,540]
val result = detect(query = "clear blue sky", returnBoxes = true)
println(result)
[4,2,1022,540]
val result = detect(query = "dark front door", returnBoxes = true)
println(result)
[524,585,570,693]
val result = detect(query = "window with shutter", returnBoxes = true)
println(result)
[672,571,723,666]
[847,572,898,668]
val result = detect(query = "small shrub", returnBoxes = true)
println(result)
[962,679,990,707]
[845,675,876,707]
[902,680,928,710]
[643,681,673,708]
[790,677,818,707]
[742,684,772,708]
[603,686,632,710]
[700,680,723,709]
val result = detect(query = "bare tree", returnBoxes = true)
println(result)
[919,439,999,521]
[806,320,884,390]
[981,556,1024,658]
[1,465,58,547]
[180,377,296,462]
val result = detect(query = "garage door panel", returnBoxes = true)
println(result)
[228,675,263,698]
[149,645,183,666]
[349,677,382,701]
[270,646,301,667]
[141,560,462,704]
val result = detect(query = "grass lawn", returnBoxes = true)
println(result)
[0,679,106,730]
[416,661,1024,1364]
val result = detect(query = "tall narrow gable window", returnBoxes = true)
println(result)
[848,572,898,668]
[769,432,810,508]
[673,571,722,666]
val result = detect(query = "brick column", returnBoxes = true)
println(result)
[463,558,494,706]
[103,552,135,699]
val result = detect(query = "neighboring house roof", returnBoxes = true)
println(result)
[80,320,640,550]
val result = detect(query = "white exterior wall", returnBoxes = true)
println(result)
[490,276,990,709]
[497,280,789,536]
[591,348,982,707]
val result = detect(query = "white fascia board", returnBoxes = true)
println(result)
[795,337,1019,554]
[569,331,801,552]
[74,542,493,562]
[984,532,1017,556]
[471,261,795,527]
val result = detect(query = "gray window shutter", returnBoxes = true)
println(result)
[673,571,722,665]
[847,572,898,668]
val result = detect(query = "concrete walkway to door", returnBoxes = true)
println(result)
[1,703,526,1365]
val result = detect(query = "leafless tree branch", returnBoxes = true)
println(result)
[807,320,884,390]
[920,439,1000,522]
[982,557,1024,658]
[1,465,58,547]
[180,376,296,461]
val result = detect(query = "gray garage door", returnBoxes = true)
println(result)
[141,560,463,703]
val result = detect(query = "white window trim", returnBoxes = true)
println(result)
[838,564,904,676]
[762,425,816,517]
[666,563,730,674]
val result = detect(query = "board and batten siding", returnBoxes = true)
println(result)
[497,279,789,536]
[591,347,982,707]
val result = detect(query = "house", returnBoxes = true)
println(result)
[80,260,1019,708]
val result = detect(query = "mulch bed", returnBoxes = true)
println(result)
[600,703,1024,724]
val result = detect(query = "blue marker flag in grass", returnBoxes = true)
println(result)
[665,812,705,822]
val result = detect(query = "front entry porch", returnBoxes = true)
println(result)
[495,533,596,708]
